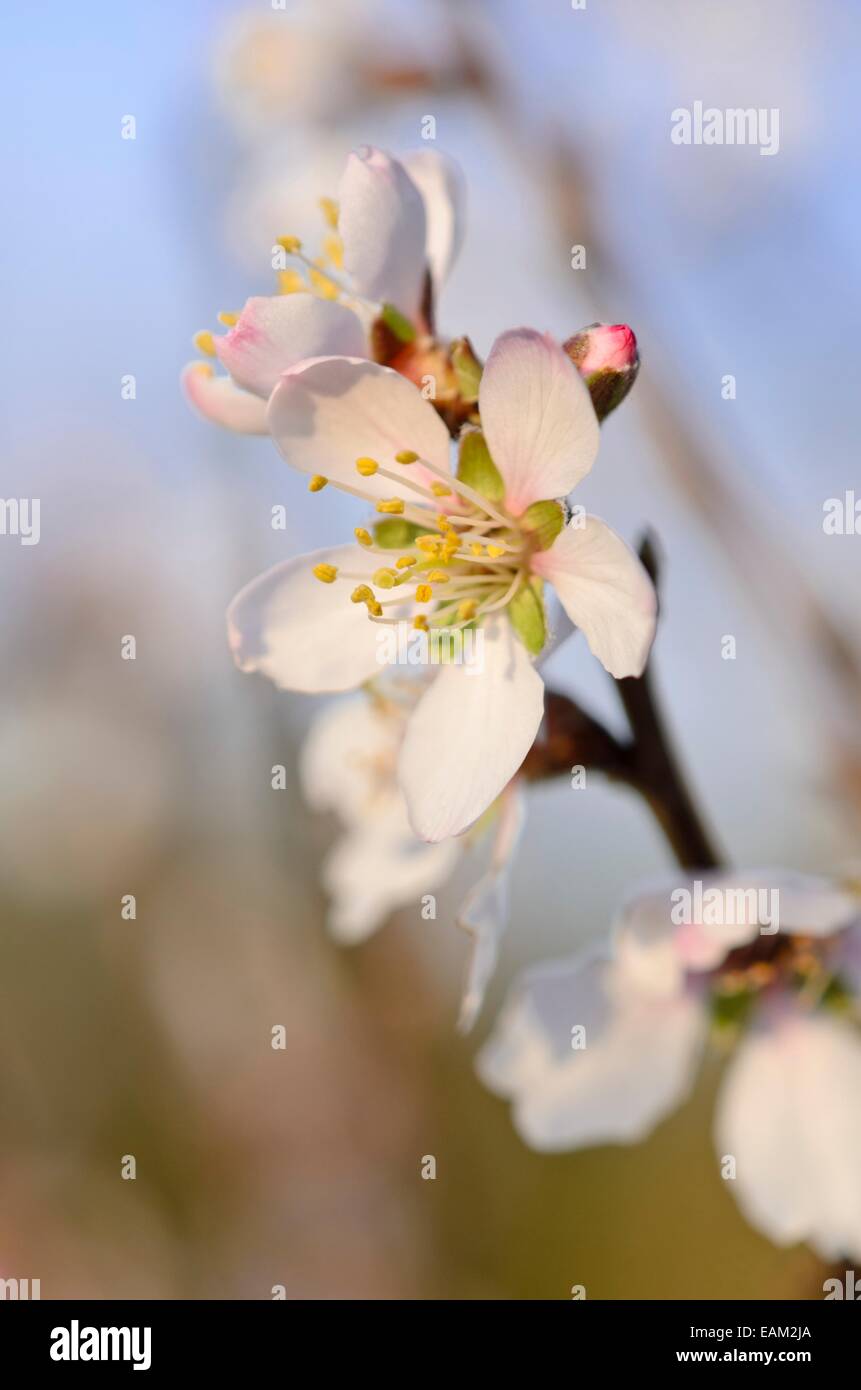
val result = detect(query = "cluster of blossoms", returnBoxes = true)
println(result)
[185,143,860,1263]
[480,871,861,1260]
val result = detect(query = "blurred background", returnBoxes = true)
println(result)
[2,0,860,1298]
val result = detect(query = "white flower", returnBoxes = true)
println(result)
[182,145,465,434]
[227,326,656,841]
[300,684,524,1028]
[478,869,861,1260]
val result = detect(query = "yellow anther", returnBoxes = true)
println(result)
[354,527,373,547]
[356,457,379,477]
[396,555,417,569]
[189,361,213,378]
[416,536,441,554]
[457,600,478,621]
[443,537,461,556]
[413,614,429,632]
[395,450,419,464]
[309,264,339,300]
[217,311,239,327]
[308,475,328,492]
[470,543,484,556]
[319,196,339,229]
[427,570,450,584]
[486,544,506,558]
[277,235,302,254]
[436,514,453,532]
[312,563,338,584]
[323,234,344,269]
[278,269,305,295]
[415,584,433,603]
[351,585,373,604]
[372,568,397,589]
[431,482,452,496]
[367,600,383,617]
[193,329,216,358]
[376,498,405,515]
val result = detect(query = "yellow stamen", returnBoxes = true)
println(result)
[416,536,441,554]
[356,457,379,477]
[278,269,305,295]
[351,585,373,604]
[486,544,506,558]
[396,555,417,569]
[415,584,433,603]
[277,235,302,254]
[323,234,344,269]
[436,514,453,532]
[319,196,339,229]
[367,600,383,617]
[193,329,216,358]
[373,568,397,589]
[313,563,338,584]
[427,570,450,584]
[376,498,405,515]
[354,527,373,547]
[457,600,478,621]
[395,450,419,464]
[470,543,484,556]
[413,614,429,632]
[431,482,452,496]
[308,475,328,492]
[217,311,239,327]
[309,264,339,300]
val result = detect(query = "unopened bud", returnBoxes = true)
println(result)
[563,322,639,421]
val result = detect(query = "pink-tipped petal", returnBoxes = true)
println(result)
[182,363,268,434]
[338,146,427,321]
[479,328,600,516]
[215,293,366,399]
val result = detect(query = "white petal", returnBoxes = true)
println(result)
[267,355,452,497]
[226,545,387,694]
[322,796,460,944]
[214,294,366,399]
[717,1012,861,1261]
[477,950,705,1151]
[458,786,527,1033]
[532,515,657,678]
[398,616,544,842]
[300,693,403,826]
[181,363,268,434]
[478,328,600,516]
[338,145,427,321]
[398,149,466,293]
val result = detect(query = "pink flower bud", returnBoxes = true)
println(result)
[562,322,639,421]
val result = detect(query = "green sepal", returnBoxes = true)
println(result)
[457,429,505,503]
[521,499,565,550]
[450,337,483,403]
[507,581,547,656]
[379,303,417,344]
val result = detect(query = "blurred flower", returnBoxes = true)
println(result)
[301,684,525,1029]
[227,327,656,840]
[183,145,465,435]
[478,869,861,1260]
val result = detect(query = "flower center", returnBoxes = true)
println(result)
[310,448,534,636]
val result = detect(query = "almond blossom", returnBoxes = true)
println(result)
[478,869,861,1260]
[300,681,524,1030]
[182,145,465,434]
[226,326,657,842]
